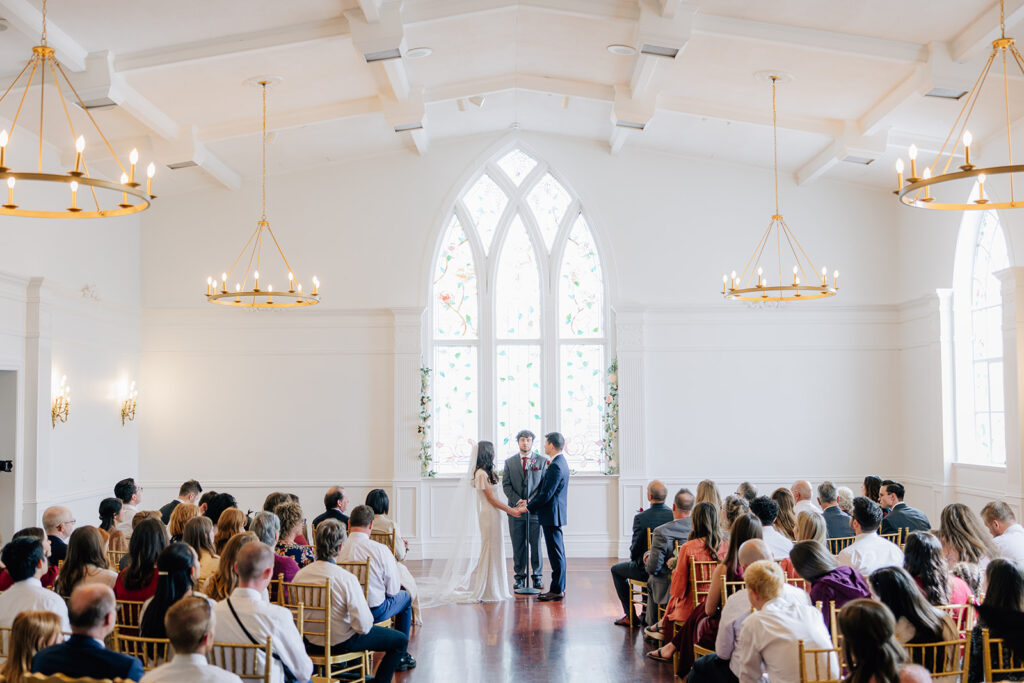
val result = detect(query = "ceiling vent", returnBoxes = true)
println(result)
[924,87,968,100]
[364,48,402,63]
[842,155,875,165]
[166,160,198,170]
[72,97,118,112]
[639,44,679,59]
[615,120,647,130]
[393,122,423,133]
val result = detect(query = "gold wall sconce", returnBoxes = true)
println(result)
[121,381,137,426]
[52,375,69,428]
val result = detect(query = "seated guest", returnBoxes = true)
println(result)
[312,486,350,529]
[339,505,416,672]
[643,488,694,637]
[204,492,238,526]
[295,520,410,681]
[0,611,64,683]
[838,496,904,576]
[263,491,291,514]
[250,511,299,586]
[213,543,313,683]
[204,532,259,602]
[839,599,934,683]
[720,495,749,537]
[612,480,673,627]
[780,512,826,579]
[836,486,855,516]
[0,537,70,631]
[967,559,1024,683]
[98,497,123,536]
[284,494,309,545]
[868,567,958,649]
[937,502,998,570]
[880,481,930,537]
[54,526,117,596]
[114,477,143,538]
[686,539,811,680]
[42,505,75,563]
[696,480,723,509]
[183,515,219,590]
[862,475,883,506]
[734,482,757,502]
[981,500,1024,562]
[197,490,218,515]
[817,480,854,538]
[659,502,723,631]
[106,528,128,553]
[790,540,871,633]
[168,503,200,543]
[731,560,837,682]
[749,496,793,559]
[140,543,207,639]
[770,488,797,541]
[0,528,57,589]
[792,480,822,516]
[141,596,242,683]
[214,508,247,555]
[365,489,421,625]
[274,501,314,568]
[32,584,144,682]
[159,479,203,525]
[114,517,166,601]
[902,530,973,606]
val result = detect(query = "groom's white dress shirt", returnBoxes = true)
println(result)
[338,531,401,609]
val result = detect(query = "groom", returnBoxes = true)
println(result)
[502,429,546,591]
[519,431,570,602]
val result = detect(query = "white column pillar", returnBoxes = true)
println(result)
[614,306,647,557]
[997,268,1024,511]
[391,307,425,545]
[22,277,52,526]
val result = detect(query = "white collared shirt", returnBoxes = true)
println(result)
[293,560,374,646]
[837,532,904,576]
[731,597,837,682]
[116,503,139,538]
[0,577,70,631]
[716,584,810,659]
[338,531,400,609]
[794,499,823,516]
[212,588,312,683]
[141,653,242,683]
[761,526,794,560]
[994,523,1024,562]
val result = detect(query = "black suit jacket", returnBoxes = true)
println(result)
[47,536,67,564]
[312,508,349,529]
[527,453,569,526]
[630,503,674,563]
[822,505,854,539]
[880,502,931,536]
[159,499,181,524]
[33,634,144,682]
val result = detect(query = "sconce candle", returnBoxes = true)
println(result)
[52,375,70,428]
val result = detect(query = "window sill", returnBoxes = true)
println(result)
[951,462,1007,472]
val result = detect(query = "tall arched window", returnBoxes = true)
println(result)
[954,206,1009,465]
[429,147,610,475]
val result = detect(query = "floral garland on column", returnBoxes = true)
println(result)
[418,366,435,477]
[602,358,619,475]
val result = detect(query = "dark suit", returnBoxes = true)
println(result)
[527,452,569,594]
[822,505,855,539]
[33,633,145,682]
[312,508,349,529]
[880,501,931,536]
[159,499,181,524]
[610,503,673,619]
[644,517,692,622]
[47,535,67,564]
[502,452,546,583]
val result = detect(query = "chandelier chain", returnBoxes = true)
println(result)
[40,0,47,45]
[261,81,267,221]
[771,75,779,216]
[1002,0,1007,39]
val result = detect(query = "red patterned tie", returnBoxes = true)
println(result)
[522,456,528,473]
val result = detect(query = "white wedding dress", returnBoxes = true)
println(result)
[467,468,512,601]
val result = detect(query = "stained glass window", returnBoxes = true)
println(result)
[430,148,609,475]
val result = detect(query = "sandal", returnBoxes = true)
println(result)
[645,646,673,662]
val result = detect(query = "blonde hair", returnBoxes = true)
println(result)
[204,532,258,601]
[1,611,63,683]
[214,508,247,555]
[696,480,723,510]
[744,560,784,602]
[169,503,201,538]
[795,510,827,544]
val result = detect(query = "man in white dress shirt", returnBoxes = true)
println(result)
[0,536,70,631]
[294,520,410,681]
[982,501,1024,562]
[749,496,793,559]
[731,560,837,682]
[837,496,904,577]
[338,505,414,668]
[792,480,823,516]
[212,543,313,683]
[141,597,241,683]
[114,477,142,538]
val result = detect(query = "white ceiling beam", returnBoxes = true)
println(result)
[0,0,88,71]
[657,94,841,138]
[887,129,966,160]
[408,128,430,155]
[629,1,695,100]
[359,0,384,23]
[794,125,888,186]
[608,126,632,155]
[795,140,842,186]
[198,97,382,142]
[952,0,1024,62]
[428,73,615,104]
[401,0,639,25]
[190,131,241,191]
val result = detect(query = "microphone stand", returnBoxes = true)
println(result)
[515,472,541,596]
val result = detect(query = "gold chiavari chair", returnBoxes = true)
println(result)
[0,624,10,659]
[826,536,855,555]
[982,627,1024,682]
[339,558,391,629]
[626,528,653,628]
[787,576,809,591]
[277,580,365,682]
[106,548,128,570]
[878,529,902,546]
[693,644,714,659]
[114,600,146,638]
[721,575,745,608]
[112,633,174,671]
[937,604,974,639]
[369,529,396,557]
[903,636,969,681]
[798,640,843,683]
[208,638,273,683]
[690,557,719,607]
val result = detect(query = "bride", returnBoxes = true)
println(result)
[419,440,524,605]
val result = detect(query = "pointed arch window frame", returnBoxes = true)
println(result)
[427,145,613,476]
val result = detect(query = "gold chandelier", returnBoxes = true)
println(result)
[205,79,319,308]
[0,0,155,218]
[722,75,838,302]
[896,0,1024,210]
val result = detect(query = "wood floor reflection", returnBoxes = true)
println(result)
[393,558,677,682]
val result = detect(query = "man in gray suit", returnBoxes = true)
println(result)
[502,429,546,590]
[643,488,693,635]
[817,481,854,539]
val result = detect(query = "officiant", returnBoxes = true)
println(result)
[502,429,547,591]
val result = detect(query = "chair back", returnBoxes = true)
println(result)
[209,637,273,683]
[903,637,969,680]
[826,536,855,555]
[106,549,128,570]
[339,558,372,600]
[982,627,1024,681]
[112,633,174,671]
[278,580,330,647]
[370,529,396,557]
[721,575,745,607]
[0,624,10,659]
[878,530,901,546]
[24,675,127,683]
[936,604,974,639]
[787,576,809,591]
[689,556,719,607]
[114,600,146,637]
[797,640,843,683]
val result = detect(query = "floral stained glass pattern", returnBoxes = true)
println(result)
[559,214,604,339]
[560,344,606,472]
[432,346,479,474]
[495,216,541,339]
[433,216,478,339]
[462,174,507,254]
[497,149,538,186]
[496,345,542,448]
[527,173,571,251]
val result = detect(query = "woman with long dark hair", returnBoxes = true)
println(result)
[98,498,122,533]
[54,526,116,596]
[139,543,206,638]
[790,540,871,633]
[838,599,909,683]
[903,531,972,606]
[704,513,763,616]
[868,567,957,645]
[771,488,798,541]
[114,517,167,601]
[862,475,883,505]
[967,559,1024,683]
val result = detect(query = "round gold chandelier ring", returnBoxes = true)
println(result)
[0,172,152,218]
[898,164,1024,210]
[206,291,321,308]
[724,285,837,302]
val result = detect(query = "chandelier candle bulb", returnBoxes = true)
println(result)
[288,272,294,292]
[312,276,320,296]
[0,129,7,170]
[962,131,974,170]
[977,173,989,204]
[206,277,213,296]
[4,176,14,209]
[118,173,130,207]
[908,144,919,182]
[128,148,138,184]
[253,270,259,291]
[722,274,727,294]
[895,158,904,193]
[921,167,933,202]
[72,136,84,175]
[68,180,79,212]
[146,162,155,197]
[792,265,799,286]
[221,273,228,293]
[834,270,840,289]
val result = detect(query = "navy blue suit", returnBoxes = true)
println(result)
[527,452,569,593]
[33,634,145,682]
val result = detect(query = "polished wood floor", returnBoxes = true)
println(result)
[393,558,677,682]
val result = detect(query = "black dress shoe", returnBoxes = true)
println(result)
[532,578,543,590]
[537,591,564,602]
[513,578,526,590]
[395,653,417,671]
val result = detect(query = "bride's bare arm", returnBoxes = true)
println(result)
[482,485,519,515]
